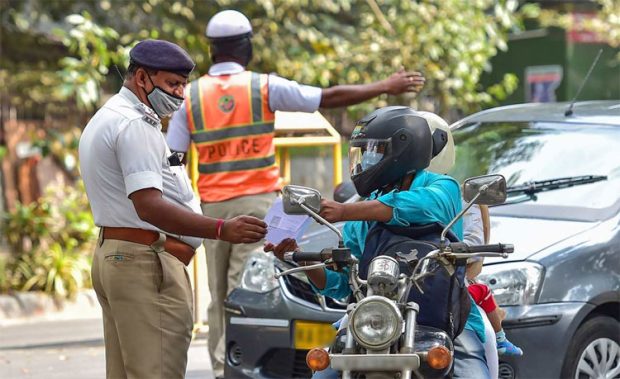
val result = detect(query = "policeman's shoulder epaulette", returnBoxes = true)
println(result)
[133,103,161,127]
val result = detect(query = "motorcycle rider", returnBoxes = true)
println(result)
[266,106,491,377]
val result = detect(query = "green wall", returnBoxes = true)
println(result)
[482,27,620,104]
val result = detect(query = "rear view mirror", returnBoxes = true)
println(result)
[282,185,322,215]
[463,174,507,205]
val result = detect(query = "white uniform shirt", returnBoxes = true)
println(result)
[463,202,485,262]
[79,87,203,249]
[166,61,323,152]
[463,202,485,246]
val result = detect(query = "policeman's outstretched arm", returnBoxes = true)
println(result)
[130,188,267,243]
[319,68,425,108]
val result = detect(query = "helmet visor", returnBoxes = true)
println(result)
[349,138,391,177]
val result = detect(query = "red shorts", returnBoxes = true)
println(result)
[468,283,497,313]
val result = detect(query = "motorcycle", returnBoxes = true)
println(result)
[275,174,513,379]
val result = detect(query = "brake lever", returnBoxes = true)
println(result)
[274,262,327,279]
[445,252,509,260]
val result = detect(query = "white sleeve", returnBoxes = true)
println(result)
[268,74,322,113]
[166,103,191,153]
[116,120,165,197]
[463,203,485,246]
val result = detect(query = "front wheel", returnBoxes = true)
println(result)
[561,316,620,379]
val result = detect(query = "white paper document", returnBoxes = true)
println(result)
[264,198,311,244]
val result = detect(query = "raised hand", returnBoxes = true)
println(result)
[383,67,425,95]
[220,215,267,243]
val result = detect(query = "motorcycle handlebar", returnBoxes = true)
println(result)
[471,243,514,254]
[283,251,331,263]
[451,242,514,255]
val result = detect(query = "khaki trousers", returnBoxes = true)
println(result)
[91,232,193,379]
[201,192,276,377]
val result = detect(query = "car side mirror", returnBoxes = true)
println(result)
[282,185,322,215]
[463,174,507,205]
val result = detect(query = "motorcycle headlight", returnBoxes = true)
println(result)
[239,251,279,293]
[349,296,403,350]
[477,262,543,306]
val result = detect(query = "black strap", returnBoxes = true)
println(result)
[383,222,460,242]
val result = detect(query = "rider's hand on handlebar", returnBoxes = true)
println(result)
[264,238,299,261]
[319,199,346,223]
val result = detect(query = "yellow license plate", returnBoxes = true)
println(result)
[294,320,337,350]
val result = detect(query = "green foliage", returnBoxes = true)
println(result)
[31,128,82,178]
[3,201,49,255]
[2,0,537,119]
[487,73,519,102]
[247,0,537,116]
[0,257,10,293]
[54,12,129,110]
[1,181,97,299]
[12,242,91,299]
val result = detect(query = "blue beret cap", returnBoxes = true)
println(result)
[129,39,195,77]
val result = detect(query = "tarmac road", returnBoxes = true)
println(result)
[0,318,213,379]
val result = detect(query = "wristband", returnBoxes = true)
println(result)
[215,219,225,240]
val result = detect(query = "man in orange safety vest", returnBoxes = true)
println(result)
[166,10,425,377]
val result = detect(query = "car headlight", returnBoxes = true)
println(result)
[477,261,543,306]
[238,251,279,293]
[349,296,403,350]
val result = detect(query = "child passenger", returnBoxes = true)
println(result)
[463,203,524,357]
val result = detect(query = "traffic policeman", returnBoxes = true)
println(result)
[166,10,426,377]
[79,39,267,379]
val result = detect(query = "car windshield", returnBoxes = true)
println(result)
[450,121,620,211]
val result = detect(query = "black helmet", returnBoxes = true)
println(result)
[349,106,448,197]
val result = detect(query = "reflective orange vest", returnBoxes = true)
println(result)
[185,71,280,202]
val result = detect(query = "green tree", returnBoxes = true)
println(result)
[2,0,537,119]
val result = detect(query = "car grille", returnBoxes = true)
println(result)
[282,274,347,311]
[283,274,320,305]
[261,348,311,378]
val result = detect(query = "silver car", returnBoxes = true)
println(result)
[225,100,620,379]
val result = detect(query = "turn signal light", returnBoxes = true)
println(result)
[427,345,452,370]
[306,348,330,371]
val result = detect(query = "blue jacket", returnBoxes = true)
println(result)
[319,170,463,299]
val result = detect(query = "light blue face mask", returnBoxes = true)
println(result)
[361,151,384,170]
[145,74,184,118]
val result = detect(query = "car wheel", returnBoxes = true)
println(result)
[561,316,620,379]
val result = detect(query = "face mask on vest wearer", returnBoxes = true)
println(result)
[143,72,184,118]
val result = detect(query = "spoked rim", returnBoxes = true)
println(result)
[575,337,620,379]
